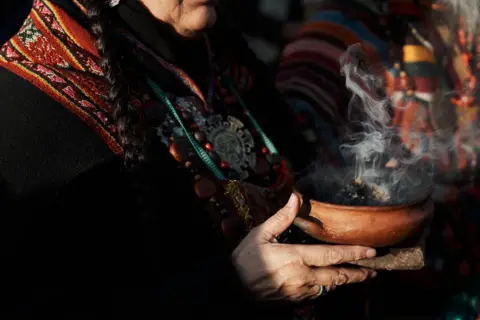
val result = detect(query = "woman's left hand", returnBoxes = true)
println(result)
[232,194,377,302]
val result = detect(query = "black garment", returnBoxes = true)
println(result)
[0,1,311,320]
[0,0,33,45]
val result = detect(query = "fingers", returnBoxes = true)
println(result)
[260,194,300,240]
[304,284,337,300]
[307,267,376,287]
[301,285,324,300]
[294,244,376,267]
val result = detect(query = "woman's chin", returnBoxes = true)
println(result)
[181,6,217,37]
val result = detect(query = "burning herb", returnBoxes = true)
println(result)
[336,179,390,206]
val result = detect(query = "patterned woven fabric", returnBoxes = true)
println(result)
[0,0,122,154]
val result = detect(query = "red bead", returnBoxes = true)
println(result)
[169,138,192,163]
[205,143,212,151]
[221,215,245,240]
[220,161,229,169]
[194,178,217,199]
[261,147,268,154]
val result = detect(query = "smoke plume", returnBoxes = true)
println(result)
[445,0,480,36]
[299,3,480,205]
[300,44,433,206]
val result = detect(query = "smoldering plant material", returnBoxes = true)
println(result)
[296,164,431,207]
[336,179,390,206]
[300,178,393,206]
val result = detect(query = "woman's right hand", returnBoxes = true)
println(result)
[232,194,377,302]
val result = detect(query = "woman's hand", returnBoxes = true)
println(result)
[232,194,377,302]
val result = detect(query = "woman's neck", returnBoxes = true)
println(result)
[118,0,208,61]
[118,0,211,92]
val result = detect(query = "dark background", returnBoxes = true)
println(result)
[222,0,305,65]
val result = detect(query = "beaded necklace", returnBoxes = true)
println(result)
[119,30,295,237]
[127,33,280,181]
[146,77,279,181]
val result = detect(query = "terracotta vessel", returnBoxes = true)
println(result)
[292,192,434,248]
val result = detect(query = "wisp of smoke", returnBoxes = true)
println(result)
[445,0,480,36]
[301,44,433,206]
[339,45,393,183]
[302,2,480,205]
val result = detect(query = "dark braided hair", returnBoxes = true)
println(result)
[84,0,146,170]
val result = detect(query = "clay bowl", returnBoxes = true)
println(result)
[293,170,434,248]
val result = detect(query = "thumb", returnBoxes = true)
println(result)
[261,193,300,240]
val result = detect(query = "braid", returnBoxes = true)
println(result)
[84,0,146,170]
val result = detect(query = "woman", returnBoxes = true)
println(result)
[278,0,480,318]
[0,0,377,319]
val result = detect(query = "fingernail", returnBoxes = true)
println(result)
[286,193,298,207]
[366,249,376,258]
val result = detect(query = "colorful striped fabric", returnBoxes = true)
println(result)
[0,0,123,154]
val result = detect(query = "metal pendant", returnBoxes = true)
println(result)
[202,115,256,180]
